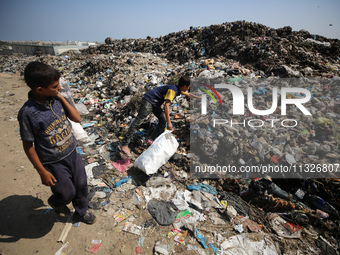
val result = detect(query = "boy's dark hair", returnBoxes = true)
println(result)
[178,76,191,87]
[24,61,60,89]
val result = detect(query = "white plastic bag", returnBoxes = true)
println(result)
[134,130,179,175]
[75,103,89,115]
[59,77,76,108]
[69,119,91,145]
[60,78,89,116]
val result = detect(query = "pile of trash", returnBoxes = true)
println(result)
[1,20,340,254]
[90,21,340,77]
[190,74,340,180]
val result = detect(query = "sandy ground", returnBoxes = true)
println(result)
[0,73,172,255]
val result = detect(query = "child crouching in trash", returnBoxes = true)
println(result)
[17,61,96,224]
[119,75,200,157]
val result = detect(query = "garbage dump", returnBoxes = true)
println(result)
[1,20,340,254]
[90,21,340,78]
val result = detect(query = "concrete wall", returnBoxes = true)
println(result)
[11,44,54,55]
[8,44,90,56]
[0,49,13,55]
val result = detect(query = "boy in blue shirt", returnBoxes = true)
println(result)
[18,62,95,224]
[119,75,198,156]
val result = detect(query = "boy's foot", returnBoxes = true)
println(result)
[118,145,132,157]
[48,197,71,217]
[73,211,96,224]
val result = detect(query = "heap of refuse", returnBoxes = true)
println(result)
[1,20,340,254]
[89,21,340,77]
[189,74,340,181]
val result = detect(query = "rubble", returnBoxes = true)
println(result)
[1,20,340,254]
[91,21,340,78]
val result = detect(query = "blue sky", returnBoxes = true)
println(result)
[0,0,339,42]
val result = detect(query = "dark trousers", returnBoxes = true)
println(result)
[121,98,166,146]
[44,149,88,217]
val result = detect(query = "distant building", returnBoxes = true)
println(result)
[76,41,97,47]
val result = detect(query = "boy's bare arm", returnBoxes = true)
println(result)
[55,92,81,123]
[184,92,200,99]
[22,141,56,186]
[164,100,173,130]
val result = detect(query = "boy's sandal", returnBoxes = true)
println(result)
[73,211,96,225]
[118,145,132,157]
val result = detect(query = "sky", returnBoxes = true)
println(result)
[0,0,339,42]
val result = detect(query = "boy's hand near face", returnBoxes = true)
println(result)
[54,92,81,123]
[55,91,64,101]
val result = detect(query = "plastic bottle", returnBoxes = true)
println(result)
[305,194,339,218]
